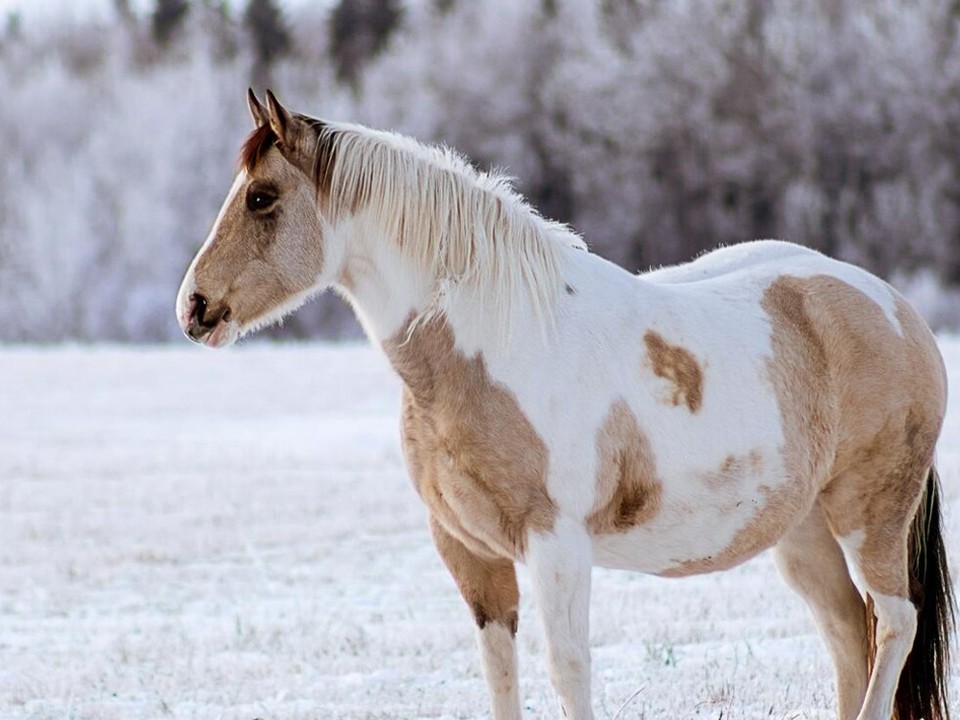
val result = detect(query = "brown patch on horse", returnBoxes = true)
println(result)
[759,276,836,492]
[829,407,942,596]
[430,517,520,635]
[390,317,555,559]
[762,276,946,597]
[701,450,765,490]
[586,400,662,534]
[643,330,703,412]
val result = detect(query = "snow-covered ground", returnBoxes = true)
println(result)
[2,339,959,720]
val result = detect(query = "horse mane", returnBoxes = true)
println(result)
[240,119,586,332]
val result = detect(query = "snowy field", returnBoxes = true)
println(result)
[2,339,959,720]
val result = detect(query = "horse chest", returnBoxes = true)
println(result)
[399,386,556,560]
[387,318,564,559]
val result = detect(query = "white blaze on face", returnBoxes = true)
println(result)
[175,171,247,334]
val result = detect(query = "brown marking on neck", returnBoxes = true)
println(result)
[761,275,946,596]
[586,400,662,534]
[389,317,555,559]
[643,330,703,412]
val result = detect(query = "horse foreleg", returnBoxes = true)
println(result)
[430,517,522,720]
[527,516,594,720]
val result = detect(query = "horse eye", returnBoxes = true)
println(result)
[246,188,277,212]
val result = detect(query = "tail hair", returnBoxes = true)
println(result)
[868,466,955,720]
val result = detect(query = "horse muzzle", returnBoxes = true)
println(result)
[181,293,235,348]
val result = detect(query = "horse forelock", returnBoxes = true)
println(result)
[239,123,277,172]
[239,119,337,195]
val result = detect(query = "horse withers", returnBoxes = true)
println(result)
[176,90,953,720]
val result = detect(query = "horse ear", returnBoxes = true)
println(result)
[262,90,318,177]
[247,88,268,128]
[265,89,292,144]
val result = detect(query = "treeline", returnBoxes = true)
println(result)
[1,0,958,342]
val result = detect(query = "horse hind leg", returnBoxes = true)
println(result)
[825,474,916,720]
[823,465,953,720]
[773,504,869,720]
[854,590,917,720]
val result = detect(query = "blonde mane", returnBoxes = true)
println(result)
[315,122,586,331]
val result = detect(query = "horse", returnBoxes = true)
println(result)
[176,89,953,720]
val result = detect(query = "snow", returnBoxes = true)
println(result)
[2,339,959,719]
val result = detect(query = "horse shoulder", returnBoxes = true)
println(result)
[390,317,557,559]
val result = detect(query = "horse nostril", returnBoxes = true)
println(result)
[190,293,208,323]
[188,293,231,332]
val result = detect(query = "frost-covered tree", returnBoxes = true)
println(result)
[151,0,190,47]
[330,0,402,88]
[2,0,960,342]
[244,0,291,88]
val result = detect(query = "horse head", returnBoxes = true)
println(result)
[176,90,337,347]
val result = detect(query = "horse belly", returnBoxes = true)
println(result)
[590,472,813,577]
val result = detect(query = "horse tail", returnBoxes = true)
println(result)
[867,466,955,720]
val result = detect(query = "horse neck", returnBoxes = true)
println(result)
[334,213,543,366]
[333,215,435,344]
[328,147,567,356]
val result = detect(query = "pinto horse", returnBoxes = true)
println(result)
[176,90,953,720]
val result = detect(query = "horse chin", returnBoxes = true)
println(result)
[203,320,237,349]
